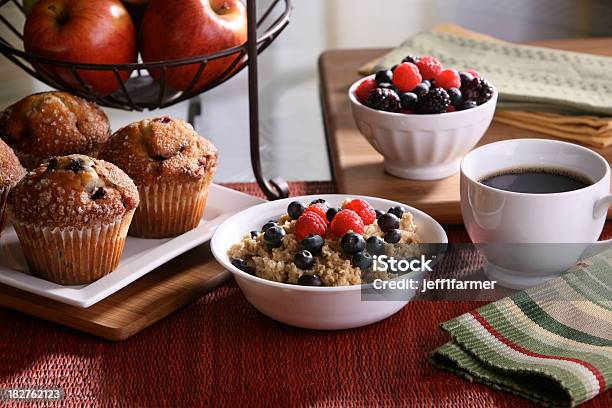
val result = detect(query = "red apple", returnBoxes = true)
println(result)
[24,0,137,96]
[141,0,247,92]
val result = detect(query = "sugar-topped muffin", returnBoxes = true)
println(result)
[0,138,25,233]
[0,92,111,169]
[101,116,218,238]
[8,154,139,285]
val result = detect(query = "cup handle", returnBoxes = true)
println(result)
[594,194,612,219]
[581,194,612,259]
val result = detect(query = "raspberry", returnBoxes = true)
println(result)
[435,69,461,89]
[466,69,480,78]
[330,209,365,237]
[356,78,377,103]
[392,63,422,93]
[303,203,329,223]
[295,211,327,242]
[415,56,442,80]
[343,199,376,225]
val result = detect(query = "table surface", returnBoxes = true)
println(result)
[319,38,612,224]
[1,182,611,407]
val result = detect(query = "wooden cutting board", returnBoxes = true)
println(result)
[319,39,612,224]
[0,242,229,341]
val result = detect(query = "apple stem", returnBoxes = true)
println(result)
[218,2,231,14]
[48,4,69,25]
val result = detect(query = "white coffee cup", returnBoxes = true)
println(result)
[460,139,612,289]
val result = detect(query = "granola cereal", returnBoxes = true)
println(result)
[227,198,421,287]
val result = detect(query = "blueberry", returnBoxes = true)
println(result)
[287,201,306,220]
[340,232,366,255]
[352,251,373,270]
[263,226,285,249]
[375,210,385,219]
[412,83,429,97]
[399,92,418,110]
[297,274,324,286]
[422,80,431,87]
[294,250,315,270]
[429,78,436,88]
[91,187,106,200]
[46,157,59,171]
[250,230,259,239]
[326,207,340,223]
[459,72,474,87]
[378,213,400,232]
[447,88,463,107]
[231,258,255,275]
[310,198,328,206]
[366,236,385,255]
[261,221,277,232]
[388,206,406,219]
[384,229,402,243]
[402,55,419,64]
[460,100,478,110]
[375,69,393,84]
[378,82,400,94]
[65,157,84,172]
[301,234,324,255]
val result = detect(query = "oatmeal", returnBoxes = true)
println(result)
[227,198,422,287]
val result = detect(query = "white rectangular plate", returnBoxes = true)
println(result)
[0,184,264,308]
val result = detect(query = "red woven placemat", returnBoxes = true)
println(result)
[0,182,610,407]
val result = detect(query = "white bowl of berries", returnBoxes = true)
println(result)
[349,56,497,180]
[211,195,447,330]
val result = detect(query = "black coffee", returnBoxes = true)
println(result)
[479,167,591,194]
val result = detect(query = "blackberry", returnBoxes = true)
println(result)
[461,77,494,105]
[366,88,401,113]
[417,88,451,114]
[401,55,420,64]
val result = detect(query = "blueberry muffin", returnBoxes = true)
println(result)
[8,155,139,285]
[0,92,111,169]
[0,139,24,233]
[100,116,218,238]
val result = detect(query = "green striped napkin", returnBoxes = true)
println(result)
[431,255,612,407]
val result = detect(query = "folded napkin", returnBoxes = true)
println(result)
[360,24,612,147]
[430,254,612,407]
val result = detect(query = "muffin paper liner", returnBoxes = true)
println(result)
[12,210,134,285]
[0,187,8,234]
[129,173,214,239]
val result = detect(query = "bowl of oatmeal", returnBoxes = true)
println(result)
[211,195,447,330]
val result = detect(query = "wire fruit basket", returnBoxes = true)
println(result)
[0,0,292,199]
